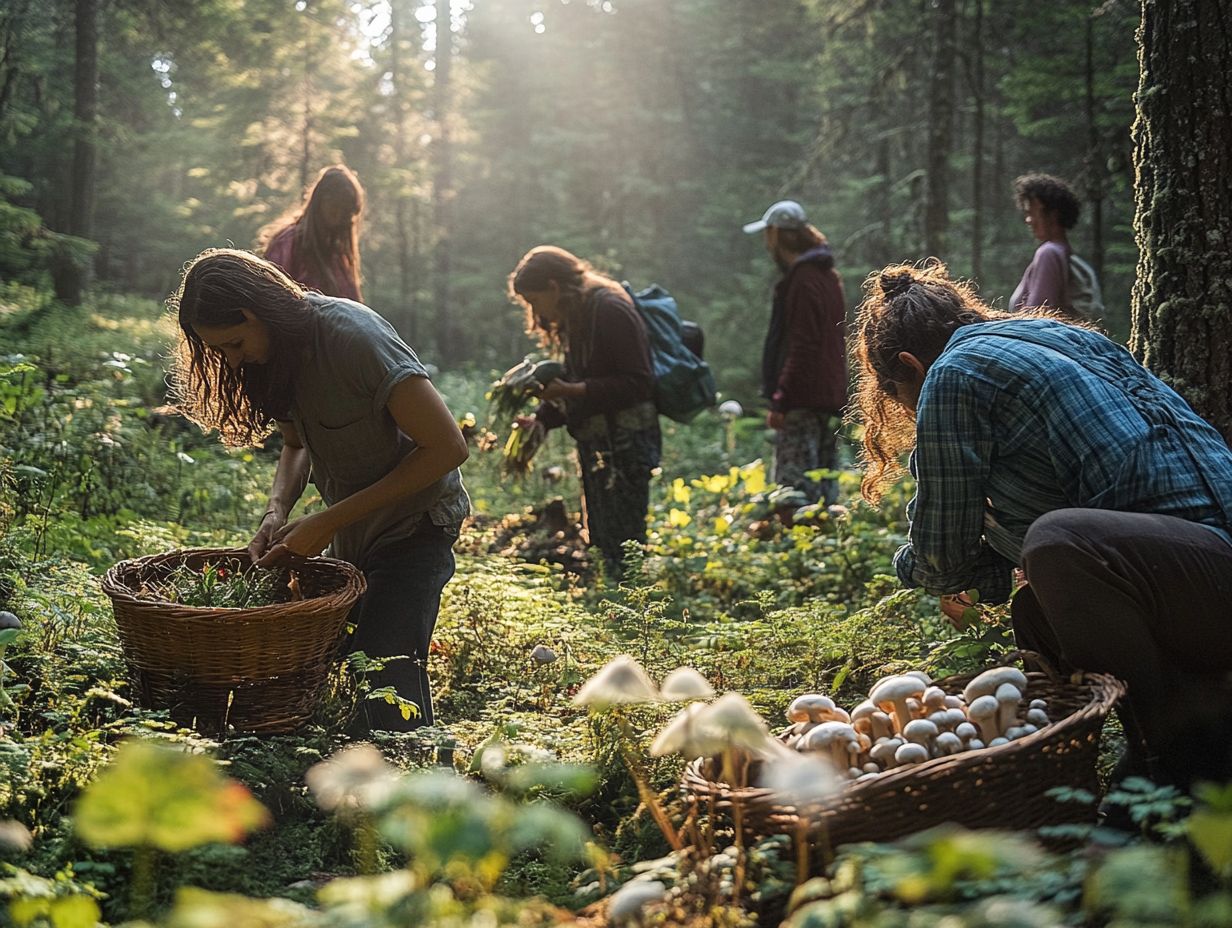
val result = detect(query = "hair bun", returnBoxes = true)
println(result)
[880,271,914,300]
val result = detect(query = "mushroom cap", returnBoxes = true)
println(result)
[988,737,1009,747]
[943,694,965,709]
[905,670,932,685]
[945,708,969,729]
[573,655,661,708]
[995,682,1023,702]
[1029,698,1048,710]
[693,692,773,752]
[869,674,926,709]
[608,880,668,924]
[758,750,841,805]
[923,686,947,709]
[1026,708,1050,727]
[934,731,963,756]
[786,693,836,723]
[659,667,715,702]
[967,694,1000,717]
[850,700,877,721]
[962,667,1028,704]
[954,722,978,741]
[530,644,558,664]
[894,742,929,765]
[718,399,744,418]
[902,719,939,744]
[0,611,20,631]
[800,720,859,751]
[649,703,711,757]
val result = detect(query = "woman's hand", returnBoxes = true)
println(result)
[939,592,978,630]
[540,378,585,402]
[248,510,287,564]
[255,510,338,568]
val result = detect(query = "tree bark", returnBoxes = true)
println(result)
[923,0,957,258]
[390,0,416,341]
[431,0,459,362]
[971,0,985,282]
[54,0,98,305]
[1130,0,1232,441]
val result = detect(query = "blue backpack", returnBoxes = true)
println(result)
[623,283,718,423]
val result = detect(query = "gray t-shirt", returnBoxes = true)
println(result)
[288,295,469,565]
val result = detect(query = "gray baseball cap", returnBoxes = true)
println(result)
[742,199,808,234]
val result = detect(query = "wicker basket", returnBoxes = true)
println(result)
[103,548,366,734]
[682,669,1125,851]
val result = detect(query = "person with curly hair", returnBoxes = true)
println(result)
[1009,173,1087,317]
[169,248,469,733]
[851,260,1232,792]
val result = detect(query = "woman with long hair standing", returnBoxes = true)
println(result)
[259,164,365,301]
[507,246,660,578]
[169,248,469,733]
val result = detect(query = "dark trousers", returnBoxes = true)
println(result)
[773,410,839,505]
[1013,509,1232,787]
[347,521,456,733]
[577,426,660,578]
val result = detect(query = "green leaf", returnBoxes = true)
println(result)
[75,738,270,852]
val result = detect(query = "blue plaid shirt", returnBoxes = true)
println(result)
[894,318,1232,603]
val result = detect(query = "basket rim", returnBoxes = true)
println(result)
[102,546,365,618]
[683,670,1126,807]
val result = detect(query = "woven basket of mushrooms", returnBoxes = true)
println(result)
[783,667,1055,780]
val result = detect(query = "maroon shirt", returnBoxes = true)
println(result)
[263,226,362,302]
[763,251,847,414]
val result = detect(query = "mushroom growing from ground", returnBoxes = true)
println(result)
[607,880,668,926]
[572,655,660,708]
[869,675,926,734]
[659,667,715,702]
[530,644,558,664]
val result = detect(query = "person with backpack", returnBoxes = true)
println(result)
[852,259,1232,794]
[507,246,661,578]
[1010,173,1103,321]
[743,200,847,508]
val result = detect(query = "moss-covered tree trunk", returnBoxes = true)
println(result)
[1129,0,1232,441]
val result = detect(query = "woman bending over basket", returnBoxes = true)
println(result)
[169,248,470,734]
[851,260,1232,792]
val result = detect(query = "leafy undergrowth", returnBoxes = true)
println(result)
[2,291,1231,927]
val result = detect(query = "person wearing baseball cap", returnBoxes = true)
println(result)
[743,199,847,509]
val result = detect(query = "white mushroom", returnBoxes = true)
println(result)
[902,719,939,753]
[1026,707,1050,727]
[954,721,978,743]
[922,686,947,711]
[968,739,986,751]
[933,731,963,757]
[659,667,715,702]
[1029,698,1048,711]
[943,694,965,710]
[530,644,558,664]
[995,683,1023,733]
[608,880,667,925]
[988,737,1009,747]
[786,693,845,724]
[1004,726,1027,740]
[851,700,895,741]
[869,738,903,769]
[800,721,861,773]
[905,670,932,685]
[869,675,926,734]
[962,667,1028,706]
[862,762,880,774]
[894,742,929,765]
[967,694,1001,743]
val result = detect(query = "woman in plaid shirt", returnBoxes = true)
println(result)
[851,261,1232,793]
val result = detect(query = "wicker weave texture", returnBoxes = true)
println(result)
[103,548,366,734]
[683,671,1125,849]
